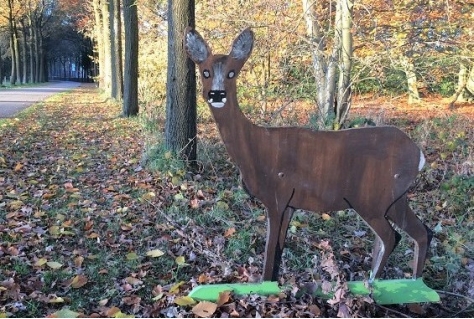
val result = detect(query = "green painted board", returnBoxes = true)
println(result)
[188,278,440,305]
[327,278,440,304]
[188,281,280,301]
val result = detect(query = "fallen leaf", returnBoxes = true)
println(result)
[408,303,425,315]
[224,227,236,238]
[14,162,23,171]
[74,256,84,268]
[198,274,208,283]
[48,308,80,318]
[308,304,321,316]
[190,198,200,209]
[122,295,141,305]
[48,296,65,303]
[115,312,134,318]
[99,298,109,306]
[322,213,331,221]
[216,290,231,307]
[70,275,88,288]
[105,307,121,317]
[49,226,60,235]
[174,296,196,306]
[35,258,48,267]
[125,277,142,286]
[126,252,138,260]
[47,261,63,270]
[169,281,185,294]
[64,182,74,189]
[192,301,217,318]
[175,256,187,266]
[146,249,165,258]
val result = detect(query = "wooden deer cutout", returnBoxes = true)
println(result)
[184,27,433,282]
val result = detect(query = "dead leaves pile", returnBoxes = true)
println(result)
[1,86,473,317]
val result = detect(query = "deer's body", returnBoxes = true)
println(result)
[185,28,432,282]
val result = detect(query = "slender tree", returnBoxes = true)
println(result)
[109,0,122,99]
[0,46,3,85]
[113,0,123,99]
[102,0,112,95]
[303,0,354,129]
[20,19,28,83]
[122,0,138,116]
[165,0,197,161]
[7,0,18,85]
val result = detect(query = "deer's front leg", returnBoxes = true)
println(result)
[262,206,294,281]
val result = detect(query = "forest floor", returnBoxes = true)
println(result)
[0,85,473,318]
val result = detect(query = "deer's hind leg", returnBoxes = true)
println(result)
[386,196,433,278]
[358,211,399,281]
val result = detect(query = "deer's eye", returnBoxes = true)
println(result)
[203,70,211,78]
[227,70,235,79]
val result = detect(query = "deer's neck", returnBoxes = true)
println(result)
[210,93,261,164]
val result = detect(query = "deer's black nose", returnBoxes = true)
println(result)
[208,90,226,103]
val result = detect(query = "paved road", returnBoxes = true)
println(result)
[0,81,82,118]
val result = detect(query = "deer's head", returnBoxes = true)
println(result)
[184,28,254,108]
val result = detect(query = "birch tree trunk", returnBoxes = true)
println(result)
[13,23,21,84]
[20,22,28,84]
[33,19,40,82]
[0,47,3,85]
[8,0,18,85]
[449,63,468,108]
[114,0,123,99]
[401,56,420,104]
[109,0,118,99]
[109,0,123,100]
[466,65,474,99]
[335,0,353,130]
[27,9,35,83]
[102,0,112,96]
[92,0,104,87]
[302,0,354,130]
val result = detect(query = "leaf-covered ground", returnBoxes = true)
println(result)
[1,85,473,317]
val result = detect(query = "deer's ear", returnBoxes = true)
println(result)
[184,27,211,64]
[230,28,254,61]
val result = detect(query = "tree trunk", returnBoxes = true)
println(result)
[20,21,28,84]
[33,20,40,83]
[0,46,3,85]
[107,0,124,98]
[38,32,45,82]
[8,0,17,85]
[115,0,123,99]
[92,0,104,87]
[109,0,118,99]
[102,0,112,96]
[28,13,35,83]
[302,0,353,129]
[401,56,420,104]
[122,0,139,116]
[9,36,17,85]
[165,0,197,162]
[466,64,474,98]
[335,0,353,130]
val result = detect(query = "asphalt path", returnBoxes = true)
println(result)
[0,81,82,118]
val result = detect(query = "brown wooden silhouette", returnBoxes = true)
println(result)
[184,27,433,282]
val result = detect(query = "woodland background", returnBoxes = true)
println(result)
[0,0,474,318]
